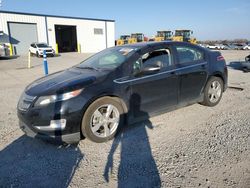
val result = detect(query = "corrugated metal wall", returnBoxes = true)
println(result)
[8,22,38,54]
[0,12,47,45]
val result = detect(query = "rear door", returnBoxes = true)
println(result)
[174,44,208,104]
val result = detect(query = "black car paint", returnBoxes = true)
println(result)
[17,42,228,143]
[242,54,250,71]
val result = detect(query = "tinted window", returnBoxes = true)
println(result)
[176,46,204,64]
[133,49,172,75]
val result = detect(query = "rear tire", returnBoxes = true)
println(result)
[201,76,223,107]
[81,97,125,143]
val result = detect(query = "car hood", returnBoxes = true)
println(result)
[25,67,106,96]
[37,47,53,50]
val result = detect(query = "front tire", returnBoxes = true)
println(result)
[201,76,223,107]
[81,97,125,143]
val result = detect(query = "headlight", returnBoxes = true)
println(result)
[35,88,83,106]
[38,49,43,51]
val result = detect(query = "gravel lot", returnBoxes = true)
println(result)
[0,50,250,188]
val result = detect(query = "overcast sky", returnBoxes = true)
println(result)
[1,0,250,40]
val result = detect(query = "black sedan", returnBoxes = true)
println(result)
[17,42,228,143]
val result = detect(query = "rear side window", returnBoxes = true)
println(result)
[176,46,204,64]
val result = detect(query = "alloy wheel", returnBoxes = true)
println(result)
[90,104,120,138]
[208,80,222,103]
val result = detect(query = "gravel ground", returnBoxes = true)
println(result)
[0,50,250,188]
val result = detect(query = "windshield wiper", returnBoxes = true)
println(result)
[76,66,100,71]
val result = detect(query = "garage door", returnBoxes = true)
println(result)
[8,22,38,55]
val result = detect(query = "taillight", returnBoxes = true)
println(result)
[217,55,225,61]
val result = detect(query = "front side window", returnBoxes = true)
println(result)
[133,48,172,75]
[176,46,204,64]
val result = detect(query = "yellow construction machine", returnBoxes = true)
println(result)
[172,30,197,44]
[154,30,173,41]
[116,35,131,46]
[128,33,145,44]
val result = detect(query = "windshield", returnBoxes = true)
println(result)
[77,47,136,70]
[157,32,164,37]
[175,31,183,36]
[158,31,171,38]
[120,35,130,40]
[131,34,143,42]
[183,32,191,39]
[175,31,191,39]
[36,43,49,48]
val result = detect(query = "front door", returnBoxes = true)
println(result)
[129,46,178,118]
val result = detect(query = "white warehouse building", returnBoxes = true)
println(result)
[0,10,115,55]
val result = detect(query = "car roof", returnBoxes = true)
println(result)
[120,41,174,48]
[31,42,47,45]
[118,41,206,52]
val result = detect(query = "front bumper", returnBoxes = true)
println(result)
[17,94,90,144]
[38,51,55,56]
[19,120,81,144]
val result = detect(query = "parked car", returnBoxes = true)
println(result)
[222,44,234,50]
[206,44,218,50]
[218,44,227,50]
[29,42,55,57]
[233,43,245,50]
[198,43,207,48]
[18,42,228,143]
[243,45,250,50]
[206,44,225,50]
